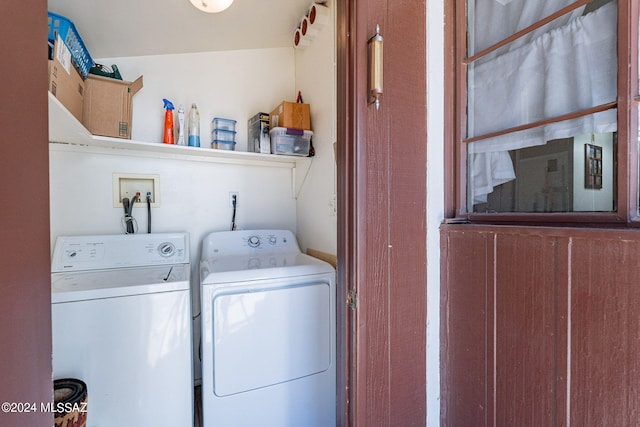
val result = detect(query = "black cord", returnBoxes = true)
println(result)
[231,194,237,231]
[147,193,152,233]
[123,195,139,234]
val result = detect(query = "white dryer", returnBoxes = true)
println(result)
[200,229,336,427]
[51,233,194,427]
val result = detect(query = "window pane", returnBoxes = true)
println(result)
[467,1,617,140]
[468,124,617,213]
[465,0,619,215]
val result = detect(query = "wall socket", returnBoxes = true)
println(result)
[229,192,239,207]
[113,173,160,208]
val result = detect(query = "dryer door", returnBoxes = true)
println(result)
[212,280,331,396]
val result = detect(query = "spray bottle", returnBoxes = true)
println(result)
[176,104,186,145]
[188,103,200,147]
[162,99,175,144]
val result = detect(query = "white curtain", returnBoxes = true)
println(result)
[470,0,582,55]
[468,1,617,204]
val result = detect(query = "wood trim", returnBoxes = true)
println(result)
[335,0,353,424]
[618,0,640,221]
[443,0,457,218]
[306,248,337,269]
[463,102,617,144]
[464,0,591,64]
[454,0,470,215]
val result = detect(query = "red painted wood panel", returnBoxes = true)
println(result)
[442,225,640,426]
[441,230,491,426]
[493,233,559,426]
[387,0,427,424]
[570,237,640,425]
[0,2,53,426]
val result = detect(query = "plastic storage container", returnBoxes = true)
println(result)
[47,12,94,78]
[212,140,236,150]
[212,128,237,142]
[269,127,313,156]
[212,118,237,132]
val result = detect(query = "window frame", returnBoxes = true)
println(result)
[445,0,640,225]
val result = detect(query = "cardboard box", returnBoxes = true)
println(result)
[48,37,84,122]
[82,74,143,139]
[269,101,311,131]
[248,112,271,154]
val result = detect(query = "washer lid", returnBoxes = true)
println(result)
[200,252,334,284]
[51,264,190,303]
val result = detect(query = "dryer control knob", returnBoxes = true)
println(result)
[248,236,260,248]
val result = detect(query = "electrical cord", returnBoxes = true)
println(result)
[147,192,152,233]
[231,194,237,231]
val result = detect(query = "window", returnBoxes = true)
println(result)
[449,0,640,222]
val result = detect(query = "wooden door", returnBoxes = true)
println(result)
[336,0,428,425]
[0,2,53,426]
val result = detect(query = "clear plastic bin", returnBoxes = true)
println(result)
[211,128,236,142]
[269,127,312,156]
[212,117,237,132]
[211,140,236,150]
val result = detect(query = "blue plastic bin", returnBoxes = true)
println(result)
[47,11,94,78]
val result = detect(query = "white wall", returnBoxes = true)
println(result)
[426,1,445,425]
[294,3,338,256]
[100,47,296,151]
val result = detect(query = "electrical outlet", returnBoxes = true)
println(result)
[229,192,239,207]
[329,194,337,216]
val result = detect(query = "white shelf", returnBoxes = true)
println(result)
[48,92,313,195]
[48,92,312,168]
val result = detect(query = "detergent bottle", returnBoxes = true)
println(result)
[163,99,175,144]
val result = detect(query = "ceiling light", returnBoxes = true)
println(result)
[189,0,233,13]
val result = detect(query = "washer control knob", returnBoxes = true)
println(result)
[158,242,176,257]
[248,236,261,248]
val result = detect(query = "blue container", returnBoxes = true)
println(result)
[48,12,94,78]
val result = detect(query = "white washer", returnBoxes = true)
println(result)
[200,229,336,427]
[51,233,194,427]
